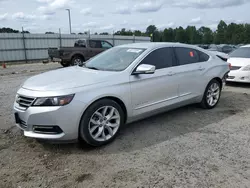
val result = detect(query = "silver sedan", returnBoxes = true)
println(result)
[14,43,230,146]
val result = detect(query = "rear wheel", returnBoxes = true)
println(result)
[200,79,221,109]
[71,56,85,66]
[79,99,124,146]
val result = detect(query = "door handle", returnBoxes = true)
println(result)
[198,67,205,71]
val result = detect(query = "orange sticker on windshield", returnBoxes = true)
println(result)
[190,51,194,57]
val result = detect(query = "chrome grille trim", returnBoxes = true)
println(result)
[16,95,35,110]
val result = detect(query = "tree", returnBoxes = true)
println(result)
[244,24,250,44]
[152,31,162,42]
[21,31,30,34]
[186,26,200,44]
[163,28,175,42]
[45,32,54,34]
[99,32,109,35]
[1,20,250,45]
[175,27,187,43]
[0,27,19,33]
[198,27,213,44]
[115,28,133,36]
[214,20,227,44]
[134,30,142,36]
[146,25,157,35]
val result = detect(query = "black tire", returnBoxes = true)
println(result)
[60,61,70,67]
[71,56,85,66]
[200,79,222,109]
[79,99,124,147]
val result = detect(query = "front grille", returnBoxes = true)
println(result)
[230,66,241,71]
[16,95,35,110]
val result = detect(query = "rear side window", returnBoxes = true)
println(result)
[140,47,175,69]
[89,40,102,48]
[198,51,209,62]
[175,47,209,65]
[174,47,199,65]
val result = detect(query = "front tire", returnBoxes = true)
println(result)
[71,56,85,66]
[79,99,124,146]
[200,79,222,109]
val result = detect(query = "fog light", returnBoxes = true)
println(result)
[33,125,63,134]
[240,77,249,80]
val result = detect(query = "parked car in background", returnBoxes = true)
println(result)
[208,44,235,54]
[227,44,250,83]
[48,39,113,67]
[198,44,209,49]
[14,43,230,146]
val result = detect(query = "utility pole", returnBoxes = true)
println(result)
[66,9,72,34]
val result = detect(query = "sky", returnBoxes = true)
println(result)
[0,0,250,34]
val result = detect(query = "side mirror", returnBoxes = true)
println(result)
[133,64,155,75]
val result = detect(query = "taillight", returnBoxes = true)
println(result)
[229,63,232,69]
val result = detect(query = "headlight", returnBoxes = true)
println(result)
[32,94,74,106]
[242,65,250,71]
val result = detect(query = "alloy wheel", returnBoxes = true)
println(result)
[206,83,220,106]
[88,106,121,142]
[73,58,83,66]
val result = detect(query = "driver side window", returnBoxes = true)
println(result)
[139,47,175,69]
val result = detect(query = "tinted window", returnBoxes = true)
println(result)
[230,47,250,58]
[198,50,209,62]
[175,47,199,65]
[101,41,113,48]
[139,47,174,69]
[89,40,102,48]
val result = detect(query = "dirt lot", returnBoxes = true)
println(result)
[0,63,250,188]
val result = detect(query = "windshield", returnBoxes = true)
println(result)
[85,47,145,71]
[229,47,250,58]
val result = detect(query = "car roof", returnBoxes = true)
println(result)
[241,44,250,48]
[118,42,201,50]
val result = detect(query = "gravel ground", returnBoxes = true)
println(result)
[0,63,250,188]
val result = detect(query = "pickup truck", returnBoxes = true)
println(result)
[48,39,113,67]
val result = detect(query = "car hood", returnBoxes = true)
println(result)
[227,58,250,67]
[22,66,117,91]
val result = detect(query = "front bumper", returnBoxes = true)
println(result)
[226,71,250,83]
[13,97,86,141]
